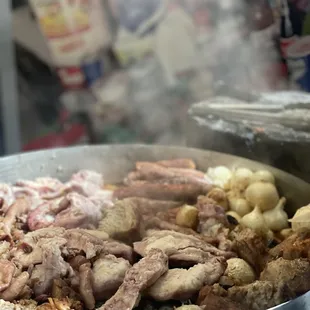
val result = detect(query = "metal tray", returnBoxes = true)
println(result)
[0,144,309,308]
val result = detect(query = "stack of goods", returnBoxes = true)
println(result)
[0,158,310,309]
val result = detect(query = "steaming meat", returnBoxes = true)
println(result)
[97,249,168,310]
[92,255,131,300]
[0,159,308,310]
[98,200,142,243]
[147,258,226,300]
[134,230,235,262]
[260,258,310,295]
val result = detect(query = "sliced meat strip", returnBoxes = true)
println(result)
[138,159,196,169]
[79,263,95,310]
[169,247,223,266]
[97,249,168,310]
[134,163,208,186]
[92,255,131,300]
[1,198,31,237]
[144,217,201,238]
[64,229,133,261]
[147,258,226,301]
[0,260,15,292]
[134,230,235,260]
[102,240,134,263]
[114,183,210,202]
[0,271,29,301]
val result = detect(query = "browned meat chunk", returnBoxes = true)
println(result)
[0,260,15,292]
[232,228,269,274]
[269,231,310,260]
[147,258,226,301]
[260,258,310,295]
[198,286,245,310]
[98,201,142,243]
[79,263,95,310]
[134,230,235,262]
[97,249,168,310]
[92,255,131,300]
[227,281,295,310]
[113,183,210,202]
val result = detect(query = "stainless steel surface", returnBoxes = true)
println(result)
[0,144,309,309]
[0,144,309,215]
[270,290,310,310]
[0,1,21,154]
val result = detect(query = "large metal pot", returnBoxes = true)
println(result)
[1,144,310,309]
[2,144,309,216]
